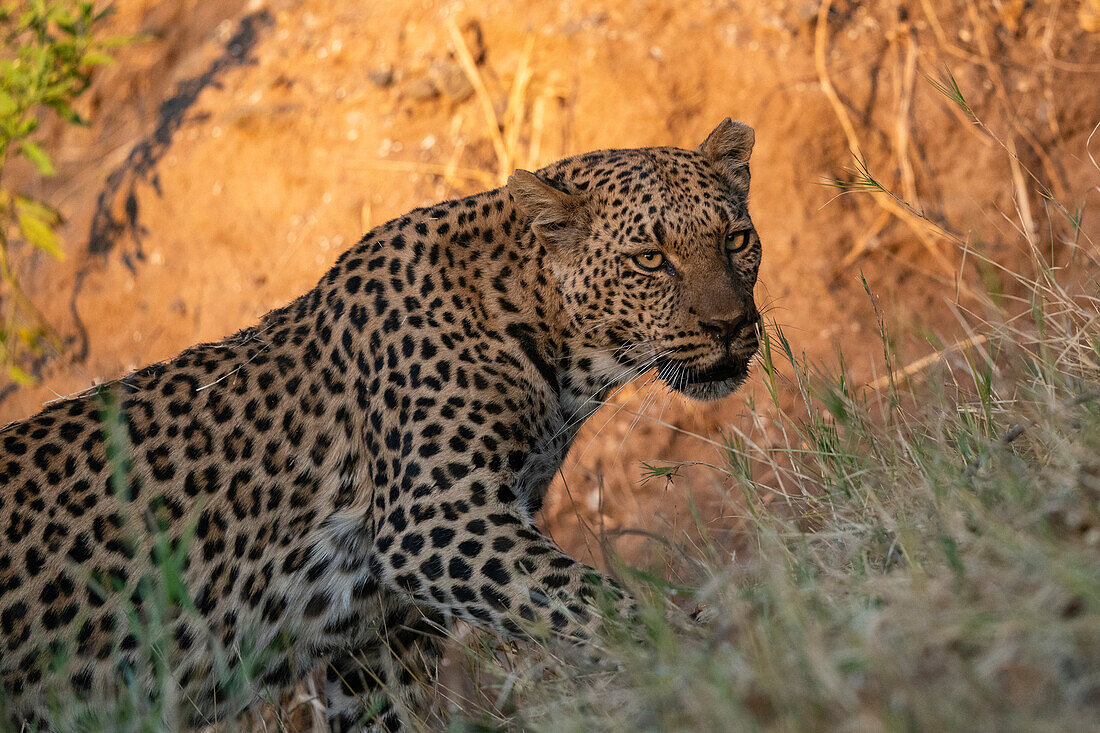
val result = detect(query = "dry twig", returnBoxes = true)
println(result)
[869,333,989,390]
[816,0,967,286]
[446,18,510,182]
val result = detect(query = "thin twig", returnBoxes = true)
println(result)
[504,35,535,170]
[868,333,989,390]
[815,0,969,289]
[446,18,509,181]
[896,30,920,207]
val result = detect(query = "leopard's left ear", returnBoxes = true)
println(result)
[698,117,754,194]
[507,169,591,252]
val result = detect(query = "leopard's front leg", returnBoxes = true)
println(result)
[367,471,633,644]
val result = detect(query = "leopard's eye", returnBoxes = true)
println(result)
[632,251,666,271]
[725,229,751,253]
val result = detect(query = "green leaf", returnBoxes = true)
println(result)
[16,200,64,259]
[16,327,42,349]
[16,117,38,137]
[81,50,115,66]
[93,5,118,23]
[54,11,77,35]
[19,140,54,175]
[7,365,36,386]
[46,99,85,125]
[15,196,59,224]
[0,90,17,116]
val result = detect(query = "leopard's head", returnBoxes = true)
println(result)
[508,118,761,401]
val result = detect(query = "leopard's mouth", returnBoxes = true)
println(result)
[655,356,752,402]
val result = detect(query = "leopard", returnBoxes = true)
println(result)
[0,118,762,731]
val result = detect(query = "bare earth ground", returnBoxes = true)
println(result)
[1,4,1098,719]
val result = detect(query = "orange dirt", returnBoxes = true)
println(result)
[3,0,1099,569]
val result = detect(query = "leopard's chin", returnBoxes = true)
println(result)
[672,375,745,401]
[662,357,751,402]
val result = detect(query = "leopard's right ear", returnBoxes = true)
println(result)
[507,170,590,252]
[698,118,755,196]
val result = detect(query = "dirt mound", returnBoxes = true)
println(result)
[3,0,1099,565]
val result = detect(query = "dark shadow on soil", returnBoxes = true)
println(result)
[74,8,273,359]
[86,9,273,263]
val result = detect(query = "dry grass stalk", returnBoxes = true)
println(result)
[895,30,920,208]
[868,333,989,390]
[357,26,545,196]
[503,35,536,171]
[446,17,510,183]
[816,0,966,284]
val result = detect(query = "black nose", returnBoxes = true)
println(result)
[701,311,759,344]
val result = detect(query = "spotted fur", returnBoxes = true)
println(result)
[0,119,762,730]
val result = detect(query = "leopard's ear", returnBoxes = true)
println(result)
[698,117,754,194]
[507,169,590,252]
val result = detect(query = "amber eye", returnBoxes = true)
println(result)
[632,251,666,271]
[725,229,751,253]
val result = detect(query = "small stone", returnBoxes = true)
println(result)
[402,77,440,102]
[430,60,473,102]
[368,67,394,88]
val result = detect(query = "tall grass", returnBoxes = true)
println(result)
[443,135,1100,733]
[469,272,1100,731]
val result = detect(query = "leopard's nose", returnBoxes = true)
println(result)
[700,310,759,344]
